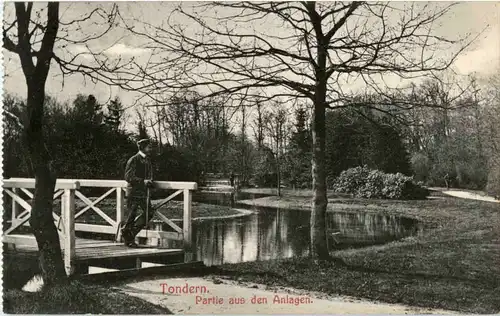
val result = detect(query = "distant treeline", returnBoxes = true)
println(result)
[4,75,500,197]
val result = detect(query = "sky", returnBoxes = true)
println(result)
[2,1,500,133]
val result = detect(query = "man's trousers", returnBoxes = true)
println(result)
[121,196,156,242]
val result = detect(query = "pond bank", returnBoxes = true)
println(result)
[67,200,245,224]
[118,276,456,314]
[221,190,500,313]
[238,195,430,222]
[154,201,243,220]
[187,208,254,221]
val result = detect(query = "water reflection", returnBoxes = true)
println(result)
[191,195,420,266]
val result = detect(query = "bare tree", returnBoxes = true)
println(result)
[2,2,122,285]
[397,72,477,152]
[262,102,291,196]
[122,1,474,259]
[481,72,500,196]
[252,101,266,149]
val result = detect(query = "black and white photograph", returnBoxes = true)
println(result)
[1,1,499,314]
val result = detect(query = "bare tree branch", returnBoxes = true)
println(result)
[112,2,477,110]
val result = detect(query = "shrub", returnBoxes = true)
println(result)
[357,169,385,199]
[330,166,371,194]
[331,166,429,200]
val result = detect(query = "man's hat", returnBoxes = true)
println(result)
[137,138,150,149]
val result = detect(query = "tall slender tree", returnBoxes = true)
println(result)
[263,103,291,196]
[286,106,312,189]
[104,97,125,131]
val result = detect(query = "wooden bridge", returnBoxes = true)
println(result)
[2,178,198,276]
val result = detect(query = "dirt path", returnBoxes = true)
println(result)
[117,277,458,314]
[441,190,499,203]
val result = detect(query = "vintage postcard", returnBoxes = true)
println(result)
[1,1,499,314]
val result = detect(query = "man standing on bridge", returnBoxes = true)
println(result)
[122,139,155,247]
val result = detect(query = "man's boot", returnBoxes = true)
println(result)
[122,228,138,248]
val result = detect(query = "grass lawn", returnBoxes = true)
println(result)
[214,190,500,314]
[149,200,240,220]
[3,281,171,314]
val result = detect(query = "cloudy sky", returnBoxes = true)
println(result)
[2,1,499,130]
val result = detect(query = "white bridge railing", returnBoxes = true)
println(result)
[2,178,197,274]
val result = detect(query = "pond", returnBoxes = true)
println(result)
[173,191,422,266]
[18,190,422,291]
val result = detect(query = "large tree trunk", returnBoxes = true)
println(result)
[30,163,66,286]
[26,85,66,286]
[310,25,330,259]
[5,1,64,286]
[310,99,329,260]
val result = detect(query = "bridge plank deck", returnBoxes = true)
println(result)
[4,235,183,262]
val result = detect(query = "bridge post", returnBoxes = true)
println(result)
[183,189,193,262]
[115,187,125,242]
[62,187,76,276]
